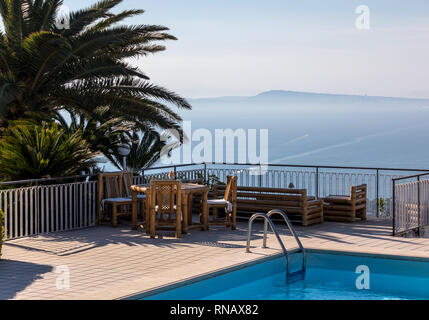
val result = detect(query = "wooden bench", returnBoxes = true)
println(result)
[323,184,367,222]
[213,186,323,226]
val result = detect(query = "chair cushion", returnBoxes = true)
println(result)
[207,199,233,212]
[207,199,229,205]
[325,196,349,200]
[127,195,146,200]
[103,197,132,203]
[101,198,132,210]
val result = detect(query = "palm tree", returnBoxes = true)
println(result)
[0,120,97,180]
[111,131,172,172]
[0,0,191,134]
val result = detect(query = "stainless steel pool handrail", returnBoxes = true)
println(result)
[264,209,307,273]
[246,210,306,280]
[246,213,288,255]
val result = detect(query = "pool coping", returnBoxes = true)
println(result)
[308,248,429,262]
[119,247,429,300]
[119,253,284,300]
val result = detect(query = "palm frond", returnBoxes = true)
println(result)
[86,9,144,32]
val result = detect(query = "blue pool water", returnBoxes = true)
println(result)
[141,253,429,300]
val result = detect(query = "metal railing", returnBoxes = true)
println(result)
[1,181,98,239]
[393,173,429,236]
[0,174,97,187]
[203,163,429,217]
[2,162,429,240]
[129,162,429,221]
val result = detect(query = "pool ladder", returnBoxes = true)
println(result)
[246,209,307,282]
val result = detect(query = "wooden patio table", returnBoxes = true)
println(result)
[131,183,210,234]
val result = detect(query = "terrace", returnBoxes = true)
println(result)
[1,163,429,300]
[2,0,429,302]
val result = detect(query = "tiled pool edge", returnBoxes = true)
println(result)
[118,253,284,300]
[119,247,429,300]
[308,249,429,262]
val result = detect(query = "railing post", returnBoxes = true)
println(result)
[204,163,207,184]
[259,165,263,187]
[35,185,39,235]
[315,167,319,199]
[74,183,78,229]
[418,176,421,236]
[392,179,396,236]
[376,169,380,218]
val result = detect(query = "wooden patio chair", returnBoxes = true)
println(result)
[121,171,134,198]
[98,172,133,227]
[323,184,367,222]
[185,177,206,216]
[207,175,237,230]
[149,180,182,239]
[122,171,147,221]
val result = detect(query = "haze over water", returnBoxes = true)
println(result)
[182,91,429,169]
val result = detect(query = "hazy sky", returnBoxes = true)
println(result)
[63,1,429,98]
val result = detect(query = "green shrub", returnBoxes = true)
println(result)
[0,209,4,259]
[0,121,97,181]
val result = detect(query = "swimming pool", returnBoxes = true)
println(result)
[137,252,429,300]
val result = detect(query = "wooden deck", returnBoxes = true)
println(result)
[1,217,429,300]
